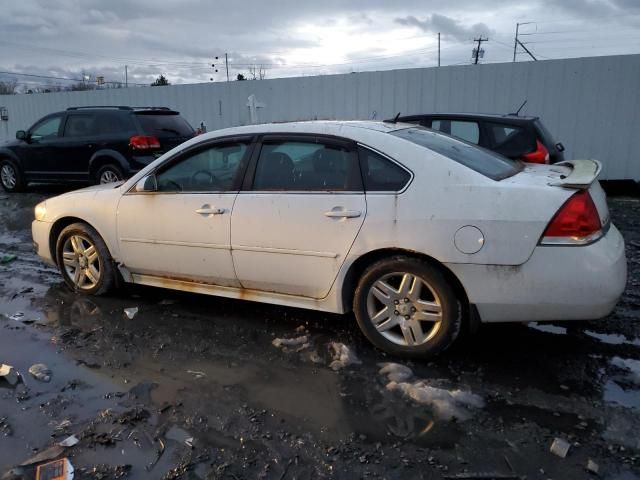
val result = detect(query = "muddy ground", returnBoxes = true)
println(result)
[0,187,639,480]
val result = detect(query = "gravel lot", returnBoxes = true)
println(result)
[0,187,639,479]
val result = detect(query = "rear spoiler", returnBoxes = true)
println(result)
[548,159,602,189]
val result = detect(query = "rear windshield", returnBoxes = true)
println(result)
[534,119,557,145]
[135,113,194,137]
[390,127,522,180]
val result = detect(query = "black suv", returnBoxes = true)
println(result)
[393,113,565,164]
[0,106,195,192]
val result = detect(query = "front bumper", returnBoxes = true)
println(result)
[32,219,56,266]
[447,224,627,323]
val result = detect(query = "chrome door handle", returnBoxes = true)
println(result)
[195,205,226,215]
[324,209,361,218]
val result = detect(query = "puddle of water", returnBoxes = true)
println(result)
[527,323,568,335]
[585,330,640,346]
[603,380,640,409]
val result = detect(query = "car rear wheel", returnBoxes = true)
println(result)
[0,159,26,192]
[96,164,124,184]
[353,256,462,358]
[56,223,115,295]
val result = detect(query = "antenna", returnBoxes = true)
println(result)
[511,100,527,116]
[393,112,401,123]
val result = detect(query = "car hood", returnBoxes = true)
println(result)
[55,181,125,199]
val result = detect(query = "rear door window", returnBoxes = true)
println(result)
[64,114,98,137]
[390,127,521,180]
[431,120,480,144]
[359,147,411,192]
[135,113,194,137]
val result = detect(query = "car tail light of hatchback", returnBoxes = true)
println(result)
[129,135,161,150]
[540,190,604,245]
[522,140,550,164]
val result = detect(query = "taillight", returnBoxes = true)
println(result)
[540,190,603,245]
[522,140,550,164]
[129,135,161,150]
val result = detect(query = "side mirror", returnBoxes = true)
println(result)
[16,130,28,141]
[556,142,565,152]
[135,174,158,192]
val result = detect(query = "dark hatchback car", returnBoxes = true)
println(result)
[393,113,565,164]
[0,106,195,192]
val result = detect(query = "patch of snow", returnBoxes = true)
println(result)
[378,362,414,382]
[385,380,484,421]
[328,342,361,371]
[272,335,309,348]
[611,357,640,384]
[586,331,640,346]
[528,323,567,335]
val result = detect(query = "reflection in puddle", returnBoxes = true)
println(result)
[527,323,567,335]
[586,330,640,346]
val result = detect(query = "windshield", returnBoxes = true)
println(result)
[135,113,194,137]
[390,127,522,180]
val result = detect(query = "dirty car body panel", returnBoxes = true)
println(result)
[32,121,626,340]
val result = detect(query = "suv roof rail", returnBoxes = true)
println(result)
[131,106,172,111]
[66,106,133,111]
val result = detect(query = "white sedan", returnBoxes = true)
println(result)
[32,121,627,357]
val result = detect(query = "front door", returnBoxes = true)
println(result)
[21,113,65,180]
[231,135,366,298]
[117,138,252,287]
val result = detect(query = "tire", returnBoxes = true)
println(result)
[95,164,124,185]
[353,256,462,358]
[55,222,115,296]
[0,159,26,192]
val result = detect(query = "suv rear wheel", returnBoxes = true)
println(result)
[0,159,26,192]
[353,256,462,358]
[96,164,124,184]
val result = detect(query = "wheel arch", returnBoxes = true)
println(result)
[48,216,105,266]
[0,148,23,167]
[88,150,129,180]
[341,248,477,329]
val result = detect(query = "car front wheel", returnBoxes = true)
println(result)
[0,159,26,192]
[56,223,115,295]
[353,256,462,358]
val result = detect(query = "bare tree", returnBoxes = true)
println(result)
[0,80,17,95]
[248,65,266,80]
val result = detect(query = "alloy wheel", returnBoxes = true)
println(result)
[62,234,102,290]
[100,170,120,184]
[0,164,17,189]
[366,272,443,347]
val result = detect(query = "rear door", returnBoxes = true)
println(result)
[59,112,99,179]
[231,134,366,298]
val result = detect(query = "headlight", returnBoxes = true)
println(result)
[34,202,47,221]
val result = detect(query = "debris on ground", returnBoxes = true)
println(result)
[587,458,599,474]
[328,342,361,370]
[0,417,12,436]
[19,445,66,466]
[123,307,139,319]
[53,420,72,433]
[0,254,17,265]
[28,363,52,382]
[7,312,24,321]
[0,364,12,377]
[58,435,79,447]
[1,467,26,480]
[159,299,177,305]
[186,370,206,379]
[36,458,73,480]
[75,464,131,479]
[386,380,484,421]
[165,425,194,448]
[272,335,309,348]
[550,437,571,458]
[378,362,414,382]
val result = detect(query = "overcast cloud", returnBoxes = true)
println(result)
[0,0,638,90]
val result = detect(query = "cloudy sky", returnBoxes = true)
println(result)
[1,0,639,90]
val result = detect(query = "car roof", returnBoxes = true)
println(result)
[396,112,539,122]
[202,120,410,138]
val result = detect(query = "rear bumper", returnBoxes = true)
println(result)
[447,224,627,323]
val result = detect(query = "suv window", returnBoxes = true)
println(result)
[31,115,62,140]
[136,113,194,137]
[157,142,248,192]
[359,147,411,192]
[64,114,98,137]
[253,140,357,191]
[431,120,480,144]
[94,112,136,135]
[487,122,532,151]
[390,127,521,180]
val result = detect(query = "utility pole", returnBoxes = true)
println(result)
[473,37,488,65]
[438,33,441,67]
[513,23,520,62]
[125,65,128,87]
[225,53,229,82]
